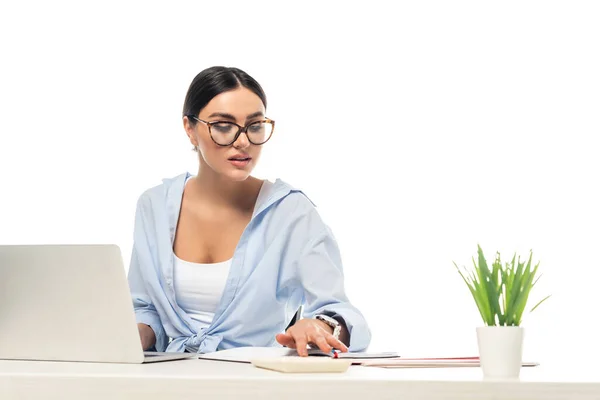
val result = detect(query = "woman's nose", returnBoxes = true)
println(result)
[233,130,251,149]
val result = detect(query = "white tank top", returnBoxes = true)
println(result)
[173,255,232,328]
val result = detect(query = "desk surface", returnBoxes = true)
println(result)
[1,358,599,400]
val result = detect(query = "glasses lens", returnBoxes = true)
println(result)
[210,122,239,145]
[246,121,274,144]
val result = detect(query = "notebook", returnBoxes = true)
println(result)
[361,356,539,368]
[197,346,398,364]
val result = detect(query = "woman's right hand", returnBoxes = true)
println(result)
[137,323,156,351]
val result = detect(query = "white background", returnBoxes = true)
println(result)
[1,1,599,370]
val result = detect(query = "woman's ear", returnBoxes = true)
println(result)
[183,116,199,149]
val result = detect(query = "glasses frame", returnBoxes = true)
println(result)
[188,115,275,147]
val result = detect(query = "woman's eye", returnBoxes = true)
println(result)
[248,124,264,133]
[212,123,234,134]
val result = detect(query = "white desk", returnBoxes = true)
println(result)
[1,358,599,400]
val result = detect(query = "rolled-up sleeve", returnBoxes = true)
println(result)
[296,225,371,352]
[127,197,168,352]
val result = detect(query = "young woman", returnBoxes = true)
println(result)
[128,66,370,356]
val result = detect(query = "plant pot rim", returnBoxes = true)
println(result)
[476,325,523,329]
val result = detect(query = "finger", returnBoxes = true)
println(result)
[291,334,309,357]
[326,335,349,353]
[276,333,295,347]
[312,335,332,354]
[276,333,295,348]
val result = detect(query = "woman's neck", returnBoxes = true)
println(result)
[190,162,262,212]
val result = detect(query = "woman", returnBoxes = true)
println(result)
[128,66,371,356]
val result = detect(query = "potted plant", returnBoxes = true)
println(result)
[454,245,550,379]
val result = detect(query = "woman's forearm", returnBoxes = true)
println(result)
[137,323,156,350]
[337,318,350,347]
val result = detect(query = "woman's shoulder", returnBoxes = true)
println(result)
[260,178,319,217]
[260,179,333,237]
[135,172,189,207]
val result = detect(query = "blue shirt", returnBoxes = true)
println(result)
[127,172,371,353]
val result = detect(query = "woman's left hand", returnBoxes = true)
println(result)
[275,318,348,356]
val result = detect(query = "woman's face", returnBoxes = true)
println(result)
[184,87,267,181]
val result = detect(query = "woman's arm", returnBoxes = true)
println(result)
[276,208,372,355]
[137,323,156,350]
[127,196,168,352]
[334,317,350,346]
[297,225,371,351]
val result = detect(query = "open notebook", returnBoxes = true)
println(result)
[360,356,539,368]
[197,346,398,364]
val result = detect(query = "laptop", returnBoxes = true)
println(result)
[0,244,194,364]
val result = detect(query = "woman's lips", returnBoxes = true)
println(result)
[228,156,252,168]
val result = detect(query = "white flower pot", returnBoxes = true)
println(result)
[476,326,524,379]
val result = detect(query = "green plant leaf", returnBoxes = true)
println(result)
[454,261,492,324]
[486,252,502,325]
[474,245,494,325]
[507,254,524,318]
[511,256,538,325]
[530,295,551,312]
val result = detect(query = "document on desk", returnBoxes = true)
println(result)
[197,346,399,364]
[361,356,539,368]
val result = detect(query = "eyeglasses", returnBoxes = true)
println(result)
[188,116,275,146]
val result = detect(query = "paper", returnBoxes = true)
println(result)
[334,351,399,359]
[198,347,296,363]
[197,346,398,364]
[361,357,539,369]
